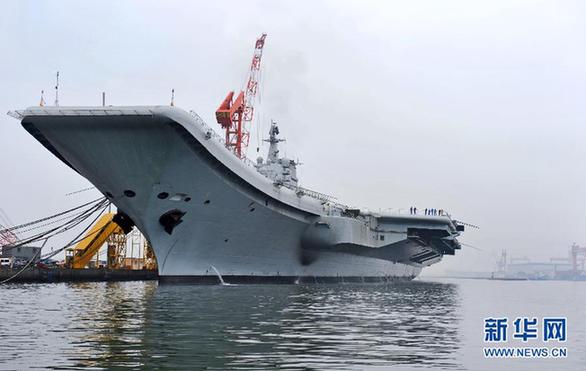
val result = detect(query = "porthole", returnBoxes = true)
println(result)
[204,200,210,205]
[184,197,191,202]
[124,190,136,198]
[157,192,169,199]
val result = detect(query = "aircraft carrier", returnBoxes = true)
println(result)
[10,105,464,283]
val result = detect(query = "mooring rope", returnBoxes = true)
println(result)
[0,199,110,284]
[0,197,106,233]
[1,198,108,252]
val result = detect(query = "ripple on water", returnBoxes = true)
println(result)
[0,280,464,370]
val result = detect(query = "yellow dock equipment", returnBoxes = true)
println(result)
[65,212,125,269]
[144,241,158,270]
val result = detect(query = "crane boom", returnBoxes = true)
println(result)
[65,213,123,269]
[215,33,267,158]
[64,212,134,269]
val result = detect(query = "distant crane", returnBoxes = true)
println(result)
[215,33,267,158]
[570,243,586,274]
[496,249,507,273]
[0,224,19,249]
[0,209,19,249]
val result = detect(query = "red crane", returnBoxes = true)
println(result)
[0,224,18,249]
[215,33,267,158]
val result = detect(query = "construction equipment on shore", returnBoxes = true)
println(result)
[143,241,157,271]
[0,199,158,285]
[64,211,156,270]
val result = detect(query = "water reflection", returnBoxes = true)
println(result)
[0,280,462,370]
[63,281,157,369]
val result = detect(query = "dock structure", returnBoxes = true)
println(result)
[0,199,159,284]
[0,267,157,283]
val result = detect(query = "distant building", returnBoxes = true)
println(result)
[506,262,573,280]
[1,245,41,264]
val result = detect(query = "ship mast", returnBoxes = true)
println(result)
[215,33,267,158]
[264,120,284,164]
[54,71,60,107]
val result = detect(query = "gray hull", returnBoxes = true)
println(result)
[17,106,463,283]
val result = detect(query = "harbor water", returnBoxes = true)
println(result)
[0,278,584,370]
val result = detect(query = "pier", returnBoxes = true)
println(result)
[0,267,157,283]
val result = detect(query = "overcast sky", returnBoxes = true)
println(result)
[1,0,585,273]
